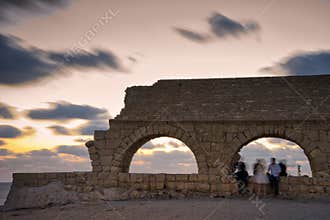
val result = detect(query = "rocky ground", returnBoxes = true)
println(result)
[1,197,330,220]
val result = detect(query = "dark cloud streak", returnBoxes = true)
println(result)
[0,125,22,138]
[174,12,260,42]
[208,13,260,38]
[0,102,17,119]
[0,0,71,25]
[173,27,210,43]
[55,145,89,158]
[0,34,124,86]
[75,120,109,135]
[47,125,72,135]
[27,101,110,121]
[261,51,330,75]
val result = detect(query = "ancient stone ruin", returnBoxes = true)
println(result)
[4,75,330,210]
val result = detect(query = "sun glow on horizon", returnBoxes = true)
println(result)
[135,137,191,156]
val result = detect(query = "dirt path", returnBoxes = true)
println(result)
[1,198,330,220]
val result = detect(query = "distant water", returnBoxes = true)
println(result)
[0,182,11,206]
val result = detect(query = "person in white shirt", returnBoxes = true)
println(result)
[268,157,281,196]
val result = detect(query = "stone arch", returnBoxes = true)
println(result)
[112,124,209,176]
[227,126,326,177]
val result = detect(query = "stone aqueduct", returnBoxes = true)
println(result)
[4,75,330,209]
[90,75,330,180]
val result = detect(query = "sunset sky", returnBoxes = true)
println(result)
[1,0,329,181]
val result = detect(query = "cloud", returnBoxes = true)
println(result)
[47,120,109,137]
[22,126,37,136]
[167,140,183,148]
[27,101,110,121]
[49,49,122,70]
[173,27,210,43]
[74,138,90,143]
[140,139,184,150]
[260,51,330,75]
[47,125,72,135]
[0,125,23,138]
[174,12,260,42]
[47,121,109,136]
[265,138,297,146]
[0,140,5,146]
[0,34,124,86]
[0,0,71,25]
[27,148,57,157]
[75,120,109,135]
[208,13,260,38]
[29,101,110,136]
[141,142,156,150]
[0,147,91,181]
[0,102,17,119]
[0,148,13,156]
[55,145,89,158]
[0,125,36,138]
[130,150,198,174]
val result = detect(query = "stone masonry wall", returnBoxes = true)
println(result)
[4,75,330,210]
[116,75,330,121]
[5,172,330,210]
[88,120,330,185]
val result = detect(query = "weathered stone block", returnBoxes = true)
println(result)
[155,174,165,182]
[156,182,165,190]
[166,174,176,182]
[197,183,210,192]
[208,175,219,184]
[118,173,129,183]
[188,174,198,182]
[176,182,186,191]
[197,175,209,182]
[94,130,106,140]
[130,174,143,183]
[166,182,176,190]
[175,174,188,181]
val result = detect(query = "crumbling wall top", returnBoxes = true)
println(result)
[115,75,330,121]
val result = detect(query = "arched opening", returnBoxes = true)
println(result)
[129,137,198,174]
[237,137,312,177]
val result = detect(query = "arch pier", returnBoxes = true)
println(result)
[5,75,330,210]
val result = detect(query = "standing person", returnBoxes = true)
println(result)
[253,159,269,197]
[234,162,249,194]
[268,157,281,196]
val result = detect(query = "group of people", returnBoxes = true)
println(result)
[234,157,287,197]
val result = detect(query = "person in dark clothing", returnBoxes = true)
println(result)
[279,160,288,177]
[234,162,249,194]
[268,158,281,196]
